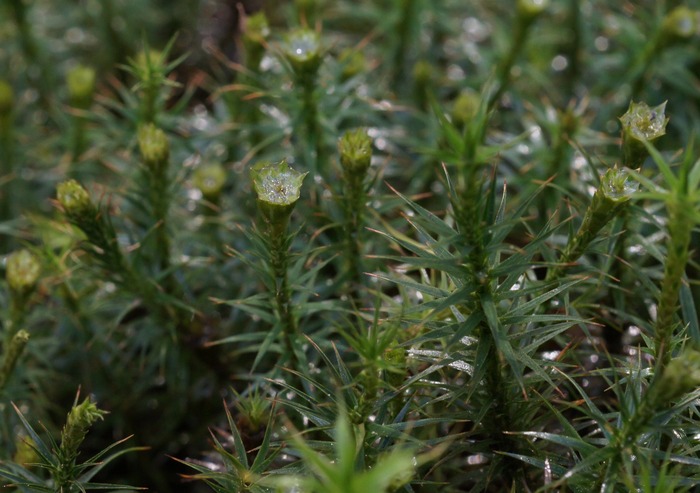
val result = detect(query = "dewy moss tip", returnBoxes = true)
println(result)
[282,28,322,77]
[251,159,307,207]
[600,166,639,203]
[662,6,699,41]
[620,100,669,168]
[620,101,668,143]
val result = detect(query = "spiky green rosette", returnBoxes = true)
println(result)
[251,159,307,236]
[619,101,668,169]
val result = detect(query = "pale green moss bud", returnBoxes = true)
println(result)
[67,65,96,110]
[662,6,697,41]
[194,162,227,202]
[339,128,372,176]
[451,88,481,129]
[620,101,668,168]
[138,124,169,172]
[0,80,13,116]
[251,160,307,229]
[57,179,92,217]
[0,330,29,390]
[60,397,107,461]
[6,250,41,295]
[282,29,322,81]
[653,349,700,403]
[600,166,639,204]
[338,48,366,81]
[517,0,549,20]
[13,435,38,466]
[413,60,432,87]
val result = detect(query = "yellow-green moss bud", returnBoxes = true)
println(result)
[194,162,227,202]
[662,6,697,42]
[67,65,96,110]
[413,60,432,87]
[339,128,372,176]
[243,12,269,70]
[13,435,38,466]
[243,11,270,47]
[6,250,41,295]
[138,123,169,172]
[451,88,481,129]
[60,397,107,461]
[251,160,307,229]
[57,179,92,217]
[619,101,668,168]
[134,49,165,78]
[654,349,700,403]
[338,48,367,82]
[282,29,322,81]
[517,0,549,21]
[0,80,13,116]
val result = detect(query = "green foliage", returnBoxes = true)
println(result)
[1,1,699,492]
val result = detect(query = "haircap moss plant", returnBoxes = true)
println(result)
[251,159,307,234]
[547,166,638,281]
[0,396,143,491]
[488,0,548,109]
[337,129,372,289]
[242,11,270,72]
[628,6,698,96]
[56,179,130,284]
[60,397,107,463]
[647,146,700,370]
[66,64,96,159]
[281,28,325,176]
[250,159,307,373]
[6,2,700,491]
[138,123,173,273]
[126,38,181,124]
[5,249,40,342]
